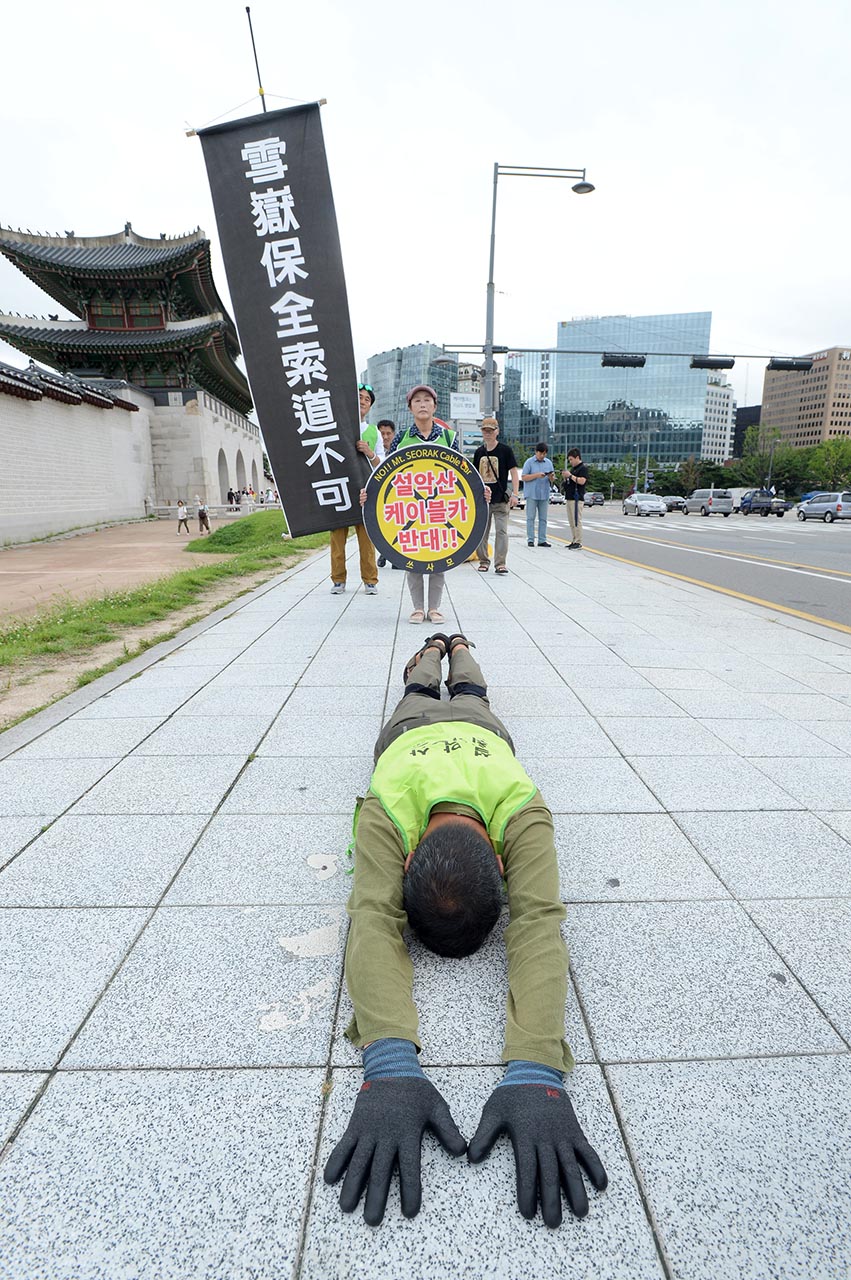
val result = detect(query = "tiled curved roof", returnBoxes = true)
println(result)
[0,318,225,350]
[0,235,207,273]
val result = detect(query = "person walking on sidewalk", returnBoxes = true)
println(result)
[473,417,520,575]
[324,633,607,1227]
[195,496,211,535]
[176,500,190,536]
[521,443,555,547]
[562,447,589,549]
[390,385,458,623]
[329,385,380,597]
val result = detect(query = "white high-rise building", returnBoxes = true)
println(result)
[702,376,736,463]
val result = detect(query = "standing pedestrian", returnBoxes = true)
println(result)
[391,386,458,623]
[328,385,380,596]
[196,495,211,535]
[562,447,589,550]
[375,420,396,567]
[176,500,190,535]
[473,417,520,574]
[521,444,555,547]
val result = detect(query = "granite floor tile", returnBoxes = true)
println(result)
[746,899,851,1042]
[805,721,851,753]
[259,714,381,758]
[608,1056,851,1280]
[664,689,786,719]
[332,914,594,1067]
[131,715,271,757]
[303,1066,663,1280]
[175,686,293,718]
[817,810,851,843]
[0,758,119,817]
[754,692,851,720]
[0,1068,324,1280]
[675,811,851,898]
[577,688,687,717]
[15,718,163,759]
[749,756,851,809]
[64,905,345,1068]
[522,757,663,813]
[0,816,51,866]
[70,755,246,815]
[554,814,730,902]
[484,687,588,717]
[276,686,387,716]
[73,689,193,719]
[205,663,308,687]
[0,908,147,1069]
[124,664,228,690]
[0,815,207,907]
[698,717,838,757]
[507,716,618,760]
[597,717,733,756]
[165,814,351,905]
[220,756,372,815]
[626,756,803,811]
[564,666,655,691]
[569,901,843,1062]
[0,1073,45,1145]
[635,668,732,692]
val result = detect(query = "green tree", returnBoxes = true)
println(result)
[810,439,851,490]
[678,456,701,493]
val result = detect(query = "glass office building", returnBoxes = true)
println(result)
[505,312,711,466]
[361,343,458,427]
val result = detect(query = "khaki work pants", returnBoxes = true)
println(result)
[329,524,377,585]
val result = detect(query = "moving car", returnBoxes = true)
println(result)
[739,489,789,517]
[583,492,604,507]
[623,493,666,517]
[662,494,685,511]
[797,492,851,522]
[683,489,733,516]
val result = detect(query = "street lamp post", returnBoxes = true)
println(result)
[484,163,594,420]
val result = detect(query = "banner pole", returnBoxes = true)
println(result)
[245,7,267,113]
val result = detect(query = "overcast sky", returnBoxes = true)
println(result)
[1,0,848,409]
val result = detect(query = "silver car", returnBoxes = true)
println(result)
[623,493,666,517]
[797,492,851,522]
[683,488,733,516]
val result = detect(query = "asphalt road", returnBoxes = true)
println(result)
[516,504,851,633]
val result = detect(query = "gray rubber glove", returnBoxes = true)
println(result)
[324,1078,467,1225]
[468,1084,608,1227]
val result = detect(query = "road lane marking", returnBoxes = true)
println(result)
[582,525,851,579]
[576,543,851,636]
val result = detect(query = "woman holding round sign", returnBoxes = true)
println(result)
[362,385,489,623]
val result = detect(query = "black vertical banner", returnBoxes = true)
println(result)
[199,104,367,536]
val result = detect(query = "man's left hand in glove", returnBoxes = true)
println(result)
[467,1060,608,1227]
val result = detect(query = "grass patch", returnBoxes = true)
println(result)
[0,512,328,670]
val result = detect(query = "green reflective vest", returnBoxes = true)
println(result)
[395,424,456,451]
[360,422,378,451]
[368,722,536,856]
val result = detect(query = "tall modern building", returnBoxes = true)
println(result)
[361,342,458,426]
[733,404,761,458]
[702,376,736,464]
[505,312,711,466]
[762,347,851,448]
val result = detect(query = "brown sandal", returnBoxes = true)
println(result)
[402,633,450,683]
[446,633,474,655]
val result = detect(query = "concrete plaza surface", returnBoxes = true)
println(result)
[1,528,851,1280]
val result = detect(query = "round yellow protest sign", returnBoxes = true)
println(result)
[363,444,488,572]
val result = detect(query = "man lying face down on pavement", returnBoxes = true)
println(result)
[324,633,608,1228]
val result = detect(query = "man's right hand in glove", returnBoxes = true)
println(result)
[323,1039,467,1225]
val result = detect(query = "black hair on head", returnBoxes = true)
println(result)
[403,821,503,957]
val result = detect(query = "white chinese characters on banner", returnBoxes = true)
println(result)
[240,130,355,516]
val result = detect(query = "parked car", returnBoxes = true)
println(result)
[682,488,733,516]
[740,489,789,517]
[583,491,604,507]
[797,492,851,522]
[516,490,526,509]
[548,490,566,504]
[662,494,685,511]
[623,493,666,517]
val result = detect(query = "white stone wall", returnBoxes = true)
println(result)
[0,388,154,545]
[0,385,266,545]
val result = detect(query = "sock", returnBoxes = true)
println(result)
[498,1059,564,1090]
[362,1037,426,1081]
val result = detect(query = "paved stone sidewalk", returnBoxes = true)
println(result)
[1,533,850,1280]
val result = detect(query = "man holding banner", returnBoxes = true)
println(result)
[324,633,608,1228]
[328,385,381,595]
